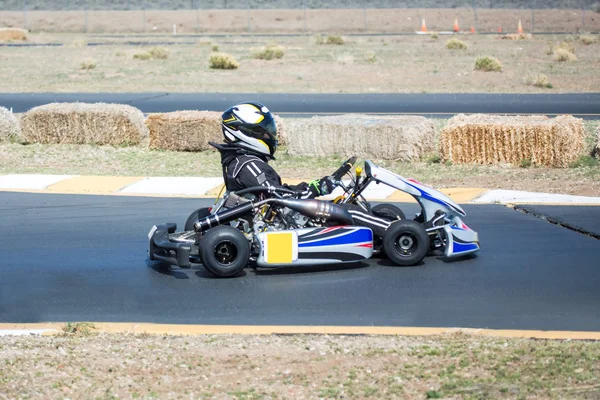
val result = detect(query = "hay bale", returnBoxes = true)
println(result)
[21,103,148,146]
[285,115,435,161]
[0,28,27,41]
[147,111,286,152]
[440,114,585,168]
[146,111,222,151]
[0,106,25,143]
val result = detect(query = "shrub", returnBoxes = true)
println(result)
[314,34,324,45]
[212,44,219,52]
[253,45,284,60]
[209,52,240,69]
[133,51,151,60]
[569,155,599,168]
[553,48,577,62]
[524,73,552,88]
[430,32,439,40]
[366,51,377,62]
[580,35,597,45]
[326,35,344,45]
[79,58,97,70]
[474,56,502,72]
[446,38,467,50]
[148,46,168,59]
[555,41,576,54]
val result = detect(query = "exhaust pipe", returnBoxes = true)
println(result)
[194,198,353,233]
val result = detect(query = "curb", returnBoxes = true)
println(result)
[0,323,599,340]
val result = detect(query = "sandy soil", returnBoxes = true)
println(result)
[0,8,599,34]
[1,332,600,399]
[0,33,599,93]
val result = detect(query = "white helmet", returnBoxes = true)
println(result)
[221,102,278,157]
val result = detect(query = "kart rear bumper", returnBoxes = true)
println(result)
[148,223,192,268]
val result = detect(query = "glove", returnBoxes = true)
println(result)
[308,176,335,196]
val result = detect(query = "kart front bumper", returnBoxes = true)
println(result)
[148,223,192,268]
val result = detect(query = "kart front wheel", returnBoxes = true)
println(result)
[184,207,211,231]
[372,203,406,221]
[383,220,429,266]
[200,226,249,278]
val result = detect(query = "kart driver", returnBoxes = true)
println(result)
[210,102,392,237]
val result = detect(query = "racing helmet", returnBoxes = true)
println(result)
[221,102,278,157]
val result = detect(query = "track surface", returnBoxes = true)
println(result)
[516,205,600,238]
[2,93,600,118]
[1,192,599,330]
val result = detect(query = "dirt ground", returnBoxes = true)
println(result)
[0,8,599,34]
[0,32,599,93]
[1,332,600,399]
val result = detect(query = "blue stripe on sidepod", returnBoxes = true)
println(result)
[298,228,372,248]
[453,242,479,253]
[404,181,466,216]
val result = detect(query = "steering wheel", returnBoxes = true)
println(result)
[331,156,357,182]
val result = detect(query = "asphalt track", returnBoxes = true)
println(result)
[2,92,600,118]
[1,192,599,331]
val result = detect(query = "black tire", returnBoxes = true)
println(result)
[200,225,249,277]
[372,203,406,221]
[184,207,212,231]
[383,220,429,266]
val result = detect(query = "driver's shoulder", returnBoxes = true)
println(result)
[229,155,270,177]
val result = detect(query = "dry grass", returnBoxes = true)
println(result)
[440,114,585,168]
[148,46,168,59]
[474,56,502,72]
[209,52,239,69]
[326,35,345,45]
[553,48,577,62]
[146,111,222,152]
[0,27,27,41]
[500,33,533,40]
[79,58,96,70]
[446,38,467,50]
[286,115,435,161]
[0,106,23,143]
[580,34,597,45]
[2,333,600,400]
[211,44,219,52]
[524,72,552,88]
[253,44,285,60]
[1,33,599,93]
[21,103,148,146]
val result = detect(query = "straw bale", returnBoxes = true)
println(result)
[285,115,435,161]
[21,103,148,146]
[147,111,287,152]
[439,114,585,168]
[0,28,27,41]
[0,106,25,143]
[146,111,222,152]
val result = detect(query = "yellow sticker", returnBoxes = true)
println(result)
[265,232,297,264]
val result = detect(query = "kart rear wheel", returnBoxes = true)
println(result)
[383,220,429,266]
[200,225,249,278]
[372,203,406,221]
[184,207,211,231]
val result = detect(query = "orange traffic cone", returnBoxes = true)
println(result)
[470,26,475,34]
[453,18,459,33]
[517,19,523,34]
[420,18,427,33]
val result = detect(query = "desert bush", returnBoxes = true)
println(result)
[212,44,219,52]
[524,73,552,88]
[500,33,533,40]
[0,106,24,143]
[580,35,597,45]
[254,45,284,60]
[209,52,240,69]
[326,35,344,45]
[148,47,169,59]
[553,48,577,62]
[555,41,576,54]
[446,38,467,50]
[366,51,377,62]
[80,58,97,70]
[133,51,151,60]
[430,32,439,40]
[474,56,502,72]
[0,28,27,41]
[314,34,324,45]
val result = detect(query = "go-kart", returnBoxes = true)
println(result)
[148,157,480,277]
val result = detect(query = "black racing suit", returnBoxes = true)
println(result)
[211,143,392,237]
